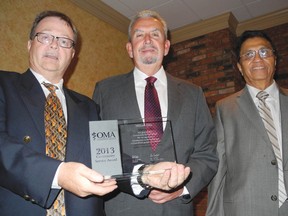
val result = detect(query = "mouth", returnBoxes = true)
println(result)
[44,53,59,60]
[140,45,157,53]
[251,65,266,71]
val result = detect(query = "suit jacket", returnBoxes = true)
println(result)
[93,71,218,216]
[0,70,104,216]
[206,86,288,216]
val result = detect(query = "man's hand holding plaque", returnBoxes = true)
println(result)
[138,162,191,191]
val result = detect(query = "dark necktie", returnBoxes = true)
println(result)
[43,82,67,216]
[144,77,163,151]
[256,90,287,207]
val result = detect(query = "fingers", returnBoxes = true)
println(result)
[88,179,118,196]
[82,166,105,183]
[149,188,184,204]
[165,163,188,189]
[139,162,190,191]
[58,162,117,197]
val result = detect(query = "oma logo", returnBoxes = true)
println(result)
[92,131,116,140]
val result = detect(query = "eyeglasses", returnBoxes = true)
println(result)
[34,32,75,49]
[239,48,274,61]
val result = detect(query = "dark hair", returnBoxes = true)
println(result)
[235,30,276,61]
[29,11,78,45]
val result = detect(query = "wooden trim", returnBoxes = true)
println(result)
[70,0,288,44]
[236,8,288,36]
[170,12,238,44]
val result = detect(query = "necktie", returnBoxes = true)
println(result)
[43,82,67,216]
[144,77,163,151]
[257,91,287,207]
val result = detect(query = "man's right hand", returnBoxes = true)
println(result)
[58,162,117,197]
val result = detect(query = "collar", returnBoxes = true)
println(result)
[30,68,64,94]
[247,80,279,101]
[133,66,167,87]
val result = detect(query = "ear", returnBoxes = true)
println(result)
[164,40,170,56]
[126,42,133,58]
[27,40,32,51]
[237,62,243,76]
[71,49,75,58]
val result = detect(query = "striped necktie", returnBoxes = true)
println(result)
[43,82,67,216]
[257,90,287,207]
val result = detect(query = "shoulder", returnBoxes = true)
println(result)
[96,72,132,89]
[0,70,23,87]
[167,74,202,94]
[279,87,288,96]
[216,89,245,108]
[168,74,200,88]
[0,70,21,79]
[65,88,94,104]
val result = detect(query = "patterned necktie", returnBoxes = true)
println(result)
[43,82,67,216]
[257,90,287,207]
[144,77,163,151]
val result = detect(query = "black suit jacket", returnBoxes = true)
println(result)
[0,70,103,216]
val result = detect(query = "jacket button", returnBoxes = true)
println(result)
[271,159,277,165]
[31,199,37,204]
[23,195,30,201]
[271,195,278,201]
[23,136,31,143]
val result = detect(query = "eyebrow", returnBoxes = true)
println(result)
[133,28,161,34]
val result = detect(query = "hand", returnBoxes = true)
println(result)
[141,162,190,191]
[58,162,117,197]
[148,187,184,204]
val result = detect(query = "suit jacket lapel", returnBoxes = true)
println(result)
[119,72,142,120]
[64,90,90,162]
[166,75,183,124]
[17,70,46,140]
[237,87,273,150]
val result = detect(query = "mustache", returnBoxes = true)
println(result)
[140,45,158,51]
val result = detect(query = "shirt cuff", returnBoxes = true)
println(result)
[131,164,145,195]
[51,162,63,189]
[180,186,189,197]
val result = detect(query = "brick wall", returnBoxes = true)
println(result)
[165,22,288,216]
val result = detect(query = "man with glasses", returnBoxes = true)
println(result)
[0,10,188,216]
[0,10,118,216]
[206,30,288,216]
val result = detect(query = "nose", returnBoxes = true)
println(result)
[50,38,59,49]
[144,34,152,45]
[252,51,262,61]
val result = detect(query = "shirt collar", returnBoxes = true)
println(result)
[247,80,278,101]
[133,66,167,86]
[30,68,64,93]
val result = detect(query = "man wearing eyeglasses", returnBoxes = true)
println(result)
[0,10,189,216]
[206,30,288,216]
[0,10,118,216]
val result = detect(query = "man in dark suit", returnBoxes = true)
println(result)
[0,10,191,216]
[206,30,288,216]
[0,10,119,216]
[93,10,218,216]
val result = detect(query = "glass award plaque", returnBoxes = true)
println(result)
[118,118,177,174]
[89,118,177,178]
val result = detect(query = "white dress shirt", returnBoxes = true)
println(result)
[132,66,189,196]
[247,80,283,156]
[31,69,67,189]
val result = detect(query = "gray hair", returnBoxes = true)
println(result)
[128,10,168,41]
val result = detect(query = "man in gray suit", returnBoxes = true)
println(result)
[93,10,218,216]
[206,30,288,216]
